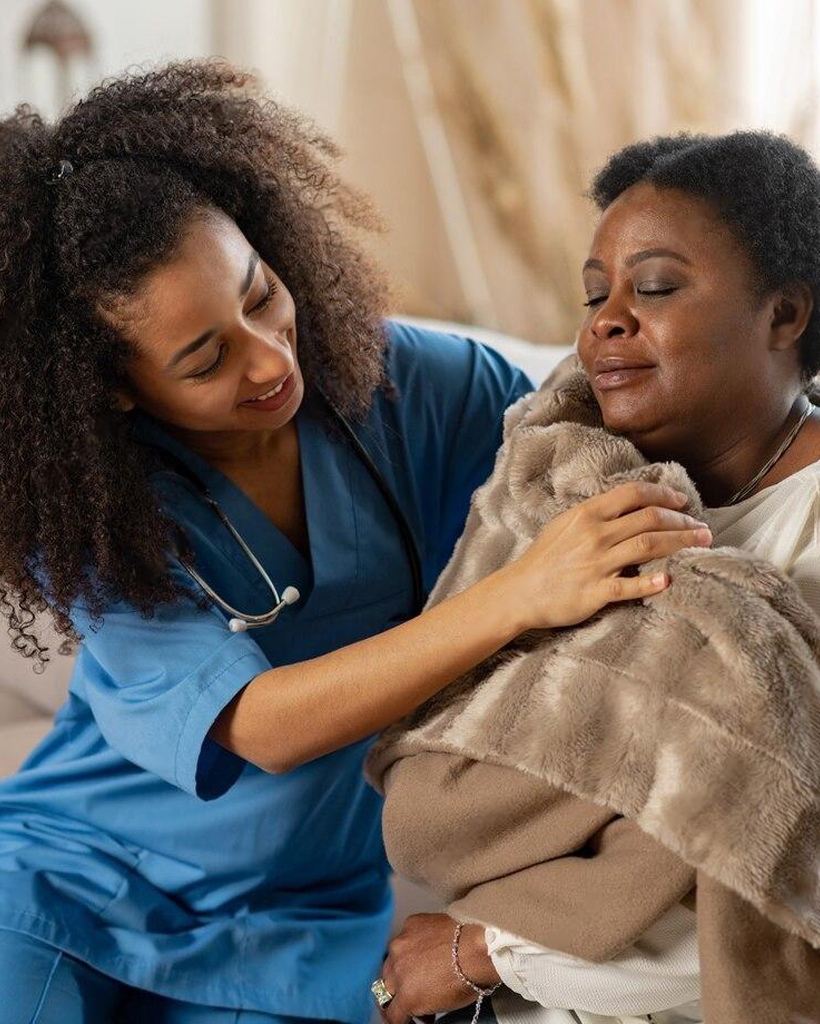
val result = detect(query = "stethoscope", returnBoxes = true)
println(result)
[138,387,424,632]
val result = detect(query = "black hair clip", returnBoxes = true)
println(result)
[45,158,74,186]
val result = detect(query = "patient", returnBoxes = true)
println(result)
[367,130,820,1024]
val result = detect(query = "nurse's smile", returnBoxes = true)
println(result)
[238,365,297,410]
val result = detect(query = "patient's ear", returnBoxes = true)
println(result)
[770,282,814,351]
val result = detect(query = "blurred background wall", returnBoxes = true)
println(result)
[2,0,819,346]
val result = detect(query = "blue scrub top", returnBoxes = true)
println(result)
[0,322,533,1022]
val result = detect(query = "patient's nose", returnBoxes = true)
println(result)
[592,302,638,340]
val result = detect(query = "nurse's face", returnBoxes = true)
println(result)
[106,207,304,438]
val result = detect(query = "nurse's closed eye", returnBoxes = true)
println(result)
[251,277,278,315]
[191,278,279,381]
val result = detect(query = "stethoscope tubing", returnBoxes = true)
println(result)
[137,388,425,629]
[173,492,298,627]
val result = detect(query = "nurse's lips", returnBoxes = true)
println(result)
[593,356,656,391]
[239,372,296,410]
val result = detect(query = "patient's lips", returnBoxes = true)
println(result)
[593,355,655,391]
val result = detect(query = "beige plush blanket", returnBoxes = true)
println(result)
[365,356,820,1022]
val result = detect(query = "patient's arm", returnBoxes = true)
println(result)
[484,902,699,1016]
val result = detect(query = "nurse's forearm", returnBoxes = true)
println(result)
[209,566,523,773]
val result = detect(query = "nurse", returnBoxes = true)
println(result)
[0,60,709,1023]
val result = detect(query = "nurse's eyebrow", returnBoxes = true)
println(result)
[165,250,261,371]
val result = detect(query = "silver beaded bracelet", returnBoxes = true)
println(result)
[451,922,501,1024]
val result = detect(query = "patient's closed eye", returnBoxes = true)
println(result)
[583,285,677,307]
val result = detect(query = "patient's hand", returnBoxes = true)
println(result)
[378,912,500,1023]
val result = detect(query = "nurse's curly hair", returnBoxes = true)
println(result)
[0,58,391,672]
[589,129,820,381]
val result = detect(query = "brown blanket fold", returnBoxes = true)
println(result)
[366,356,820,1021]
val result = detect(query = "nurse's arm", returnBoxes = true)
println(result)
[209,481,708,773]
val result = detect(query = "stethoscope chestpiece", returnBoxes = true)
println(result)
[227,585,301,632]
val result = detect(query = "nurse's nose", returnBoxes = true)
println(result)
[244,330,294,384]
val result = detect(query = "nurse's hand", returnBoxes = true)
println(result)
[377,913,498,1023]
[496,481,712,631]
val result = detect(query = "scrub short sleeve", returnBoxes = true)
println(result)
[68,560,272,801]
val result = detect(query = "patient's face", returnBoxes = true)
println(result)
[577,182,790,459]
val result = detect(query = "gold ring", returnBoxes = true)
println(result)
[371,977,394,1007]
